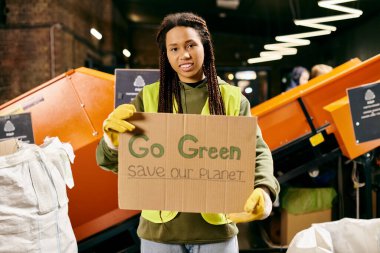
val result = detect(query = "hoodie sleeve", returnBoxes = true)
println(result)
[95,90,145,173]
[240,95,280,202]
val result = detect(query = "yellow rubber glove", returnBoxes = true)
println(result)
[103,104,136,149]
[227,187,272,223]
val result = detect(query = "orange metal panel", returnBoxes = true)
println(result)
[0,68,139,242]
[324,96,380,160]
[251,54,380,151]
[302,56,380,129]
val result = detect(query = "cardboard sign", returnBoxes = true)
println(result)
[118,112,257,213]
[0,138,19,156]
[0,113,34,144]
[347,81,380,143]
[114,69,159,107]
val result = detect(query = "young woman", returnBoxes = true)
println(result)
[96,12,280,253]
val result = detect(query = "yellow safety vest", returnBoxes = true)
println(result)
[141,81,241,225]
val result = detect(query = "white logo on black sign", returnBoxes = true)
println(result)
[365,89,375,105]
[133,76,145,92]
[4,120,15,132]
[4,120,15,137]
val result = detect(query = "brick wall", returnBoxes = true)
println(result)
[0,0,118,104]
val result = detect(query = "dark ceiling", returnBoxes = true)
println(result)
[113,0,380,39]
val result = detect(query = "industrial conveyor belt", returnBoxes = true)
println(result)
[251,55,380,182]
[251,54,380,221]
[251,54,380,157]
[0,68,140,244]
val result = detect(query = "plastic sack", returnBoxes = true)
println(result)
[287,218,380,253]
[0,137,77,253]
[281,187,337,215]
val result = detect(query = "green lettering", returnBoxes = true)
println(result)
[129,134,149,158]
[230,146,241,160]
[199,146,207,158]
[219,147,229,159]
[178,134,198,159]
[208,147,218,159]
[151,143,164,158]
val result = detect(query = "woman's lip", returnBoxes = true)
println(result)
[179,63,194,71]
[179,63,193,67]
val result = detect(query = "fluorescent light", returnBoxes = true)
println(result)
[244,87,253,94]
[123,49,131,58]
[318,0,363,16]
[90,28,102,40]
[235,71,257,80]
[217,0,240,10]
[295,13,360,25]
[294,20,337,31]
[264,44,298,55]
[276,30,332,41]
[260,51,283,58]
[247,54,282,64]
[247,0,363,64]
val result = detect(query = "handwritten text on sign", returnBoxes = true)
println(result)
[118,112,256,213]
[126,133,244,181]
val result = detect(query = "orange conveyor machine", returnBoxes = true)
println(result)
[251,54,380,158]
[0,54,379,245]
[251,53,380,218]
[0,68,140,246]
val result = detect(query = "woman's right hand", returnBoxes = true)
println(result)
[103,104,136,149]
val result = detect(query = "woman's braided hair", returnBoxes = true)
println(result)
[156,12,225,115]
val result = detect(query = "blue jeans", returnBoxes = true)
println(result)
[140,236,238,253]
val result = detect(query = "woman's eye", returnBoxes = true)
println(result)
[170,48,177,52]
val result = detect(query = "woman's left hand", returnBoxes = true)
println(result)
[227,187,272,223]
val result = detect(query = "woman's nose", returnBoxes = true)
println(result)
[180,50,190,59]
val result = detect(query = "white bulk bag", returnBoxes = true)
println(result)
[0,137,77,253]
[287,218,380,253]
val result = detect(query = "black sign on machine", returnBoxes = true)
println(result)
[347,81,380,143]
[115,69,160,108]
[0,112,35,144]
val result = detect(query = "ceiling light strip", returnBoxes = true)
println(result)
[247,54,283,64]
[276,30,332,41]
[247,0,362,64]
[318,0,363,15]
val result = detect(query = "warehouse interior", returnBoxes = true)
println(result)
[0,0,379,252]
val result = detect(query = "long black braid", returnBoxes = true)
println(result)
[156,12,225,115]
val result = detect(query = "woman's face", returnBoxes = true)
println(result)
[165,26,205,83]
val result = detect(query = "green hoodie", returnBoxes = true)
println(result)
[96,79,280,243]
